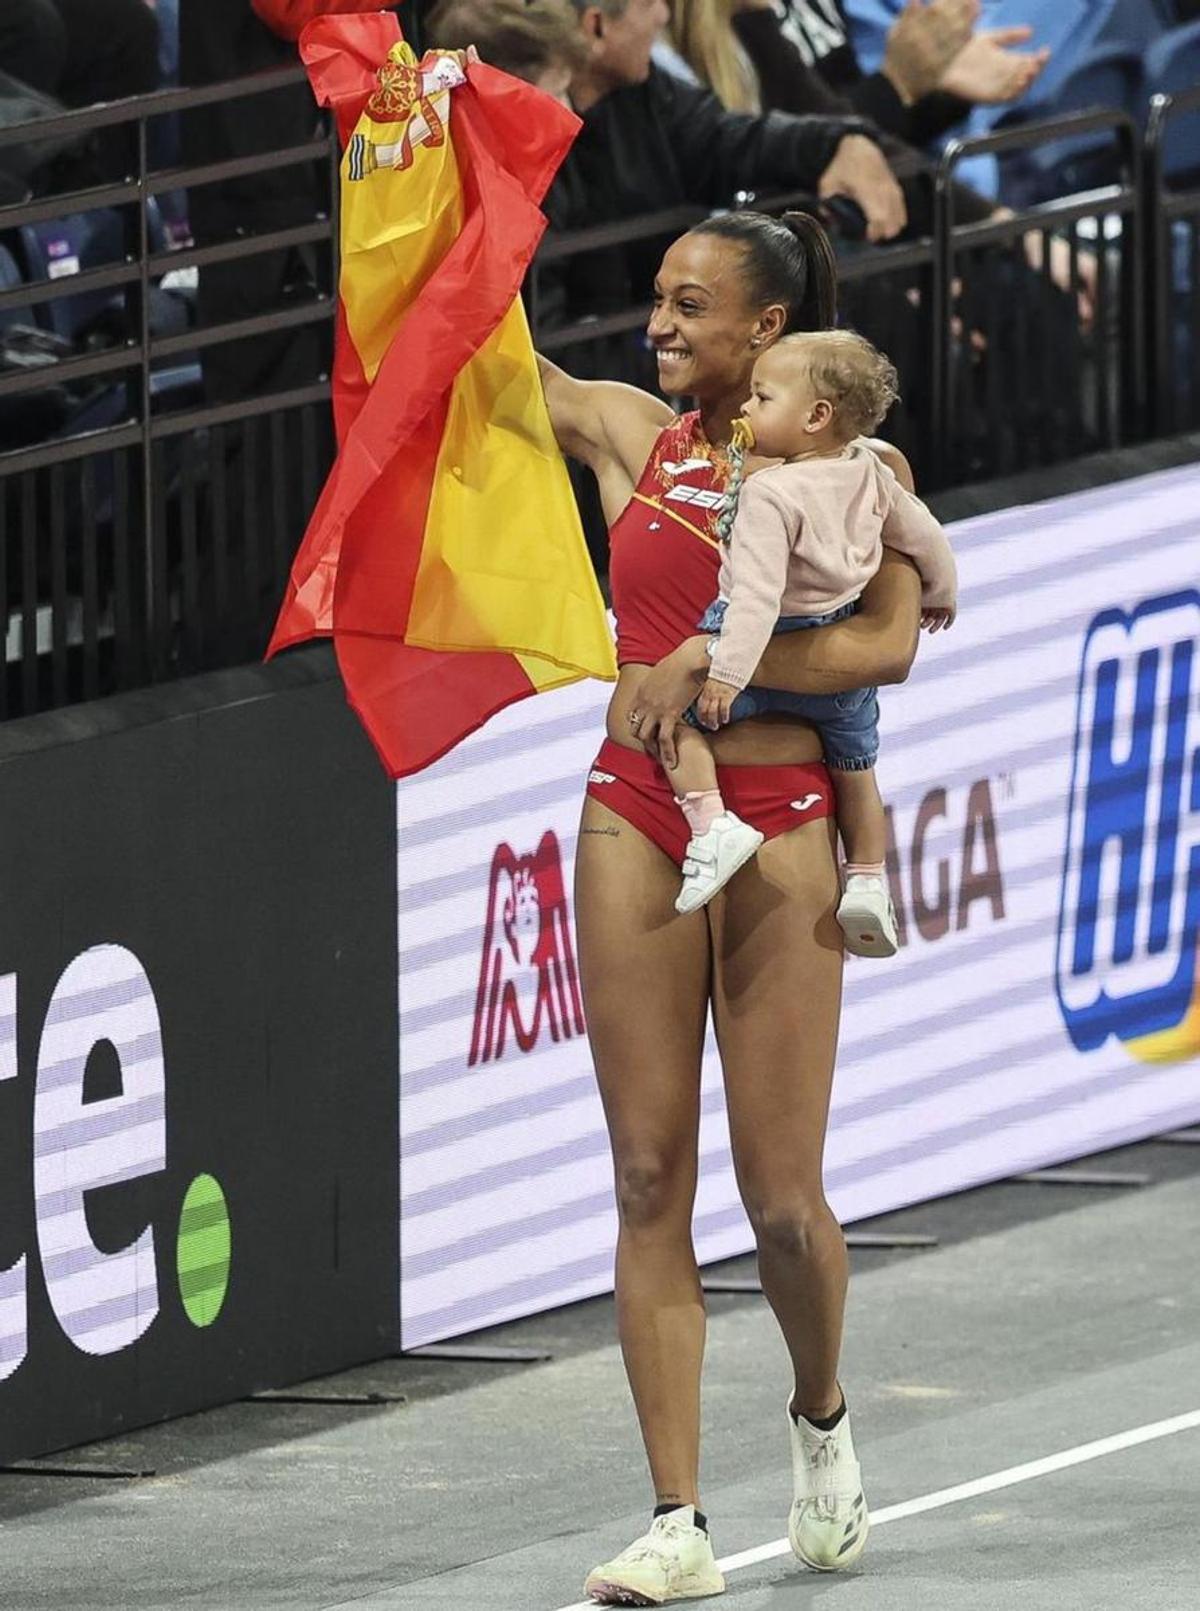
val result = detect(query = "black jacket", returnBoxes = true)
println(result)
[538,66,866,332]
[179,0,316,236]
[733,7,994,230]
[771,0,971,148]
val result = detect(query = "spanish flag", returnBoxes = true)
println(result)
[268,14,616,777]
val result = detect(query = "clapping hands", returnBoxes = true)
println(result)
[939,26,1049,104]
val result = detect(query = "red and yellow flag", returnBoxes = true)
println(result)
[268,14,616,777]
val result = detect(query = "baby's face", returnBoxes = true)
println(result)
[740,346,825,459]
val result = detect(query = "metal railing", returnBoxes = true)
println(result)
[529,108,1144,492]
[930,109,1143,485]
[0,82,1195,723]
[1146,83,1200,437]
[0,67,336,711]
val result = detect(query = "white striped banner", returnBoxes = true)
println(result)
[398,462,1200,1348]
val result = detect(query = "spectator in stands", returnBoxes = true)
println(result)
[179,3,435,393]
[776,0,1048,145]
[426,0,587,103]
[670,2,1092,300]
[180,0,359,404]
[0,0,159,190]
[178,0,359,650]
[665,0,998,230]
[0,0,159,109]
[666,0,1092,480]
[177,1,427,649]
[433,0,904,336]
[178,1,440,402]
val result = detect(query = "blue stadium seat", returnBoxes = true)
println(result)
[16,209,126,342]
[997,43,1145,207]
[0,243,77,444]
[1099,0,1172,51]
[15,201,181,342]
[17,200,200,424]
[1144,20,1200,180]
[0,242,23,333]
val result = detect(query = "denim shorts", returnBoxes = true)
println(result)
[688,596,879,771]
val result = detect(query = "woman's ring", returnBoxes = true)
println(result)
[628,709,644,728]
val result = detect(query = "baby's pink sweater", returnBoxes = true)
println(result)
[709,441,958,691]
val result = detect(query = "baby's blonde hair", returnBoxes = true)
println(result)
[774,329,900,438]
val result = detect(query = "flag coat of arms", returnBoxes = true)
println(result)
[268,14,616,776]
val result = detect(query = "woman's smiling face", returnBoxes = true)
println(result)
[648,232,778,403]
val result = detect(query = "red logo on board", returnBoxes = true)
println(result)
[469,831,585,1066]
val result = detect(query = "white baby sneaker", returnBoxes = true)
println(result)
[836,871,898,957]
[675,813,764,915]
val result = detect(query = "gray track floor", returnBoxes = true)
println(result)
[3,1137,1199,1611]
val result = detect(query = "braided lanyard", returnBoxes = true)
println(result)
[713,416,756,547]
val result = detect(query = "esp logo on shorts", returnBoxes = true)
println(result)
[1056,593,1200,1061]
[469,831,585,1066]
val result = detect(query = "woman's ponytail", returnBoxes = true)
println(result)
[780,210,838,334]
[690,209,838,335]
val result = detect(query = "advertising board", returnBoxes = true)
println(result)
[399,461,1200,1348]
[0,670,397,1460]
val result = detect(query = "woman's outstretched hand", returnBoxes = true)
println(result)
[634,636,709,769]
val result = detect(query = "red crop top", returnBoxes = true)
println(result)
[608,411,732,667]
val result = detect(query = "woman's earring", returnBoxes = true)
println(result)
[749,337,761,349]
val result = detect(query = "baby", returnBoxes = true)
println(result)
[667,329,958,954]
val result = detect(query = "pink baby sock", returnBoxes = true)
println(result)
[676,790,725,836]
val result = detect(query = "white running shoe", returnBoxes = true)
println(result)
[786,1398,870,1572]
[584,1506,726,1605]
[836,872,899,957]
[675,813,764,915]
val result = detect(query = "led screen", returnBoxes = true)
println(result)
[399,462,1200,1347]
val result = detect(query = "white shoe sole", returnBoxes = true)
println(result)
[837,897,898,958]
[675,831,764,915]
[585,1570,726,1605]
[788,1506,870,1572]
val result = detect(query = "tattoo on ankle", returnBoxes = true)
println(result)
[656,1492,685,1505]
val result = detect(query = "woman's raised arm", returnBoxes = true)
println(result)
[757,547,923,692]
[537,355,674,483]
[634,551,922,766]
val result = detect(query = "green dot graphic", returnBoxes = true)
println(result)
[177,1173,231,1328]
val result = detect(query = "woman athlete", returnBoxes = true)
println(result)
[537,210,922,1606]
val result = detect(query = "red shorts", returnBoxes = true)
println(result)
[585,738,835,868]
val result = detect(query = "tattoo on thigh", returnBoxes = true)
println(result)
[581,825,621,838]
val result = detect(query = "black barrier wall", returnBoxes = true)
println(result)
[0,649,397,1462]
